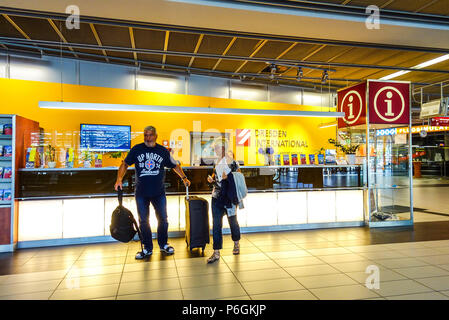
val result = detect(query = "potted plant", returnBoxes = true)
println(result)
[46,144,56,168]
[328,138,359,165]
[82,149,93,168]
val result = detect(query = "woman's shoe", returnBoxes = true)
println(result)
[232,243,240,255]
[207,252,220,264]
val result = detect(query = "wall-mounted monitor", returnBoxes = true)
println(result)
[80,124,131,151]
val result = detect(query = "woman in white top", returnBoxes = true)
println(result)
[206,138,241,263]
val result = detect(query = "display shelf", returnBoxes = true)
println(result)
[0,135,12,140]
[0,157,12,161]
[0,201,11,205]
[0,179,12,183]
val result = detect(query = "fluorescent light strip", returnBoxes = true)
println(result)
[39,101,345,118]
[380,54,449,80]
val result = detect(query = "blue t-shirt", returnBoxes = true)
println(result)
[124,143,177,197]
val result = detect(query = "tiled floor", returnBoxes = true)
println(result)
[3,223,449,300]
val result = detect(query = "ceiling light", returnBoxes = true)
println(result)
[380,54,449,80]
[269,64,276,80]
[297,67,303,81]
[321,70,328,84]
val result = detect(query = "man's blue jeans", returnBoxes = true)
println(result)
[135,192,168,252]
[211,197,241,250]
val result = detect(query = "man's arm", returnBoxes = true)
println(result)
[173,164,191,187]
[114,161,129,191]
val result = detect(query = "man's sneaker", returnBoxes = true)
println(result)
[135,248,152,260]
[160,244,175,255]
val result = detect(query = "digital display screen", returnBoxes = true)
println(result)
[80,124,131,151]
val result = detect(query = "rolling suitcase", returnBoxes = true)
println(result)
[184,186,210,254]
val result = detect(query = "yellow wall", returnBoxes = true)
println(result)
[0,78,336,166]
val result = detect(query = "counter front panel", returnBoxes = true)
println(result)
[18,165,362,199]
[16,165,365,246]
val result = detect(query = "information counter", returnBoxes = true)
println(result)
[16,165,365,248]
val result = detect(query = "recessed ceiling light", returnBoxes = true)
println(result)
[380,54,449,80]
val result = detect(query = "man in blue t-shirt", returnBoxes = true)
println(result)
[115,126,190,259]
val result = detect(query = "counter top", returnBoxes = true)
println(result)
[18,164,362,171]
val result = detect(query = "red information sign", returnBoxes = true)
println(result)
[337,82,367,128]
[431,117,449,126]
[368,80,410,125]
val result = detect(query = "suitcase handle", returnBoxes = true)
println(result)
[117,187,123,206]
[186,185,189,200]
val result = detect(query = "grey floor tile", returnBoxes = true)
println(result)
[0,279,60,297]
[373,257,429,269]
[370,279,433,297]
[123,260,176,272]
[234,268,292,282]
[176,264,232,277]
[275,256,325,268]
[117,278,180,296]
[415,275,449,291]
[399,248,446,258]
[358,251,407,260]
[120,268,179,283]
[385,292,449,300]
[318,253,367,264]
[117,289,183,300]
[310,284,380,300]
[331,261,379,273]
[284,264,341,277]
[182,283,247,300]
[218,295,251,300]
[241,278,304,295]
[50,284,119,300]
[226,260,279,272]
[393,265,449,279]
[66,264,124,278]
[345,269,406,284]
[57,273,122,290]
[307,247,353,256]
[415,254,449,265]
[0,291,52,300]
[179,273,239,289]
[295,273,358,289]
[251,289,317,300]
[221,253,270,264]
[255,244,299,252]
[0,270,68,285]
[265,250,311,260]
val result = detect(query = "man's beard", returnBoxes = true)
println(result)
[145,141,156,147]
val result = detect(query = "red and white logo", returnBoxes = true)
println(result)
[337,82,366,128]
[236,129,251,146]
[368,81,410,124]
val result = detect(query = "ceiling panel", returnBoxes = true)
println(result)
[225,38,264,57]
[133,28,166,50]
[9,16,60,42]
[191,57,221,70]
[278,43,320,60]
[197,35,233,55]
[167,32,200,53]
[93,24,133,60]
[60,22,98,46]
[252,40,295,59]
[0,15,26,39]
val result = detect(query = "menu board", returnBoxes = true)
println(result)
[80,124,131,151]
